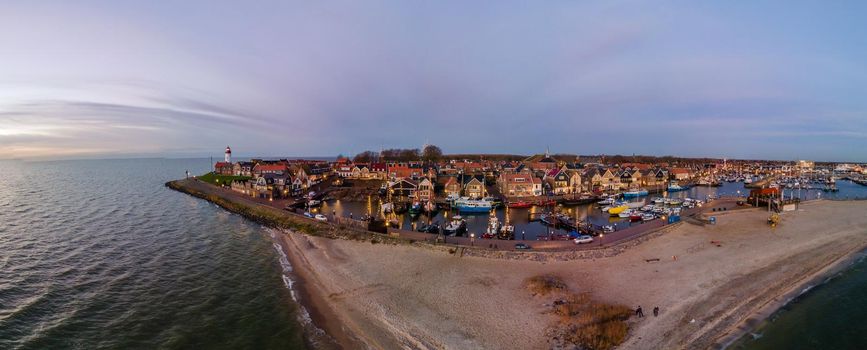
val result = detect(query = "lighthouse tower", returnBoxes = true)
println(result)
[224,146,232,163]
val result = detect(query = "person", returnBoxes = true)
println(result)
[653,306,659,317]
[636,306,644,318]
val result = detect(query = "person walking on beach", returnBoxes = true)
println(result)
[636,306,644,318]
[653,306,659,317]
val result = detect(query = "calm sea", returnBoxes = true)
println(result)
[0,159,306,349]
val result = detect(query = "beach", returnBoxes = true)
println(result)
[275,200,867,349]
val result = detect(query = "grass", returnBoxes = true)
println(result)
[524,274,568,296]
[557,294,632,350]
[524,274,632,350]
[198,172,250,186]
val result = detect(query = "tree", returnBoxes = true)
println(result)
[353,151,376,163]
[422,144,443,163]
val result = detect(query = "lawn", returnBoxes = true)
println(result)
[198,172,251,185]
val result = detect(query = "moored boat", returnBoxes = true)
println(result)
[622,189,649,198]
[507,200,532,209]
[454,197,493,213]
[608,205,628,216]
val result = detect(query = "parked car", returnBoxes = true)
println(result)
[602,225,615,233]
[314,214,327,222]
[515,243,531,250]
[303,212,314,218]
[573,235,594,244]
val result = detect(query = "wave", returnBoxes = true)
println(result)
[268,230,328,343]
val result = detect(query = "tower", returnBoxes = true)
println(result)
[225,146,232,163]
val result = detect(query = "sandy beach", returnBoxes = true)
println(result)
[276,200,867,349]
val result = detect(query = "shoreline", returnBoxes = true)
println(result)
[273,231,364,350]
[716,243,867,349]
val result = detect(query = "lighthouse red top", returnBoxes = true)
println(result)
[225,146,231,154]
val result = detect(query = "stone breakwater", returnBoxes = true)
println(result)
[167,179,676,262]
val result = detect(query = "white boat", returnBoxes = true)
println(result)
[651,197,665,204]
[641,213,656,221]
[453,197,493,213]
[597,198,614,205]
[618,209,634,218]
[626,201,645,209]
[601,206,612,212]
[485,214,501,237]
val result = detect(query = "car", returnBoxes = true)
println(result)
[314,214,327,222]
[515,243,531,250]
[303,212,314,218]
[573,235,594,244]
[601,225,615,233]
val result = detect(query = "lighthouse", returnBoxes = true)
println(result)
[224,146,232,163]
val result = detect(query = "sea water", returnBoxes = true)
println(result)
[0,159,307,349]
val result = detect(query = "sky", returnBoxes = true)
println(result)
[1,1,866,162]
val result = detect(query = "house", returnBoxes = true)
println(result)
[599,168,621,190]
[253,164,288,177]
[620,169,643,189]
[230,179,254,196]
[564,170,583,193]
[388,163,424,180]
[370,163,388,180]
[547,170,573,195]
[253,174,285,200]
[443,176,461,197]
[351,164,371,179]
[642,168,668,187]
[232,161,254,177]
[463,176,487,199]
[335,163,354,178]
[389,178,418,199]
[582,168,603,192]
[416,177,434,202]
[670,168,692,181]
[214,161,233,175]
[499,173,543,197]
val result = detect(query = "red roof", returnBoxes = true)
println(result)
[255,164,287,172]
[215,162,231,168]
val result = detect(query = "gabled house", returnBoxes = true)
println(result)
[232,161,254,177]
[600,168,620,190]
[351,164,371,179]
[463,176,486,199]
[443,176,461,197]
[416,177,434,203]
[390,178,418,199]
[547,171,573,195]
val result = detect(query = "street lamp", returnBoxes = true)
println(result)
[470,233,475,246]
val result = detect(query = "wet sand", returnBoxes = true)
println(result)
[276,200,867,349]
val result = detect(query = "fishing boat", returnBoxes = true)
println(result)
[507,200,532,209]
[608,205,628,216]
[442,215,467,236]
[629,213,643,221]
[453,197,493,213]
[622,189,649,198]
[498,223,515,240]
[667,183,688,192]
[651,197,665,204]
[485,214,500,239]
[618,209,634,218]
[641,213,656,221]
